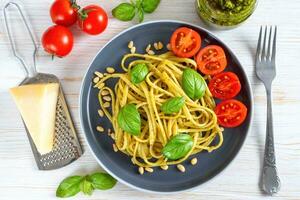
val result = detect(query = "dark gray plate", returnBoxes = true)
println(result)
[80,20,253,193]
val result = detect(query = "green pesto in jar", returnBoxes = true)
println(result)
[196,0,256,27]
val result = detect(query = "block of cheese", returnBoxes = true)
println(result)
[10,83,59,155]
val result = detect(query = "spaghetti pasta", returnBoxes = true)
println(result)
[93,52,223,169]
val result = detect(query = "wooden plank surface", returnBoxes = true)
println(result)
[0,0,300,199]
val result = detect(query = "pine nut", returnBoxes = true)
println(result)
[177,164,185,172]
[103,102,110,108]
[160,165,168,170]
[103,96,111,101]
[146,44,151,52]
[101,90,109,96]
[98,83,105,89]
[145,167,154,173]
[111,133,115,139]
[93,76,100,83]
[158,41,164,50]
[191,158,198,165]
[98,109,104,117]
[138,167,144,175]
[130,46,136,54]
[96,126,104,132]
[106,67,115,74]
[147,50,155,55]
[113,144,118,152]
[94,71,103,78]
[108,128,111,133]
[128,41,134,49]
[166,43,171,50]
[153,42,159,50]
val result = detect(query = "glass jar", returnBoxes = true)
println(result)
[196,0,258,29]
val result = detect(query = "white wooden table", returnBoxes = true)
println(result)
[0,0,300,199]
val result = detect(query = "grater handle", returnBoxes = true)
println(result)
[3,1,38,78]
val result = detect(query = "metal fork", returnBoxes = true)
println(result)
[255,26,280,195]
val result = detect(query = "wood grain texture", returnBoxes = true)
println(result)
[0,0,300,199]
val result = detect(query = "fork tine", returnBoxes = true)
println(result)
[271,26,277,63]
[256,26,263,61]
[261,26,268,60]
[267,26,273,60]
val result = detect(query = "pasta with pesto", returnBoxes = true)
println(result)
[93,52,223,170]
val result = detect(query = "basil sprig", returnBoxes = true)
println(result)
[112,3,136,21]
[117,104,141,135]
[182,68,207,100]
[130,63,149,84]
[142,0,161,13]
[162,133,194,160]
[161,97,185,114]
[112,0,160,23]
[56,172,116,198]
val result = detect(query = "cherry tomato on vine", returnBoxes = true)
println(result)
[50,0,79,27]
[170,27,202,58]
[42,25,74,57]
[78,5,108,35]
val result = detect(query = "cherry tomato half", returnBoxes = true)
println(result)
[170,27,201,58]
[78,5,108,35]
[50,0,79,27]
[42,25,74,57]
[215,99,247,128]
[196,45,227,75]
[209,72,241,99]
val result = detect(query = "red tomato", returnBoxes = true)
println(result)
[170,27,201,58]
[196,45,227,75]
[215,99,247,128]
[78,5,108,35]
[209,72,241,99]
[42,25,74,57]
[50,0,79,27]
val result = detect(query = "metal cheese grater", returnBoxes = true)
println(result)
[3,2,83,170]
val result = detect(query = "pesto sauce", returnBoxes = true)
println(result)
[196,0,256,27]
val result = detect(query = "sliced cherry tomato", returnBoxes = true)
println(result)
[50,0,79,27]
[78,5,108,35]
[215,99,247,128]
[42,25,74,57]
[196,45,227,75]
[209,72,241,99]
[170,27,201,58]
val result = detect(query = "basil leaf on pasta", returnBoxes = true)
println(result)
[162,134,194,160]
[182,68,206,100]
[117,104,141,135]
[161,97,185,114]
[130,63,149,84]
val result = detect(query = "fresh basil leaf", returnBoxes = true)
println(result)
[162,133,193,160]
[80,176,94,196]
[56,176,82,198]
[90,173,117,190]
[142,0,161,13]
[182,68,206,100]
[112,3,136,21]
[117,104,141,135]
[130,63,149,84]
[137,7,144,22]
[161,97,185,114]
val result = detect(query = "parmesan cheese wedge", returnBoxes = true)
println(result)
[10,83,59,155]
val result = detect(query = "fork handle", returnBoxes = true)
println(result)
[261,87,281,195]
